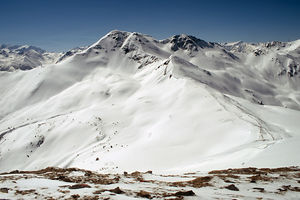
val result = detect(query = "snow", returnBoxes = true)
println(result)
[0,30,300,181]
[0,167,299,199]
[0,44,62,71]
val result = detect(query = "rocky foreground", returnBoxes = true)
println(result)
[0,166,299,199]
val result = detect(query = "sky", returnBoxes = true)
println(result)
[0,0,299,52]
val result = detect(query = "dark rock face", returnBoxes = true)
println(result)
[69,183,91,189]
[164,34,214,51]
[107,31,130,49]
[174,190,196,196]
[225,184,239,191]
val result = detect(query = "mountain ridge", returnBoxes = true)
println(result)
[0,30,300,176]
[1,30,300,72]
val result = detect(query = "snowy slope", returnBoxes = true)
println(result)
[0,31,300,175]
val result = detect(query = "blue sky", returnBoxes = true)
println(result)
[0,0,299,52]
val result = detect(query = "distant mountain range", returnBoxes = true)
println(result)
[0,44,87,71]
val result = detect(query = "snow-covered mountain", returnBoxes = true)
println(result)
[0,44,62,71]
[0,31,300,176]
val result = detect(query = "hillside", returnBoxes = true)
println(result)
[0,31,300,176]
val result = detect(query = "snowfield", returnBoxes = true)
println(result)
[0,30,300,199]
[0,167,299,199]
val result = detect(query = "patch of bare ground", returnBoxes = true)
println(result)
[1,166,299,199]
[170,176,213,187]
[77,195,100,200]
[277,185,300,193]
[248,174,274,183]
[160,190,196,198]
[124,171,158,184]
[209,167,259,175]
[183,172,196,175]
[174,190,196,196]
[224,184,239,191]
[209,166,300,186]
[209,166,300,175]
[0,187,9,193]
[93,187,125,195]
[15,189,36,195]
[70,194,80,199]
[164,197,184,200]
[259,167,300,173]
[136,190,152,199]
[57,189,70,193]
[69,183,91,189]
[1,167,118,185]
[128,171,144,181]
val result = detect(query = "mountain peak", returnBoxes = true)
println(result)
[164,34,214,51]
[105,30,131,37]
